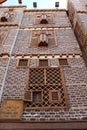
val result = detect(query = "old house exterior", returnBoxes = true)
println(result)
[0,0,87,129]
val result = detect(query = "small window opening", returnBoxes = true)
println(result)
[40,14,48,24]
[38,34,48,47]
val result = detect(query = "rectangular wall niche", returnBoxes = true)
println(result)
[24,67,68,110]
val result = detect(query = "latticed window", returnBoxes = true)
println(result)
[24,90,42,102]
[17,59,29,68]
[24,67,68,109]
[59,59,68,66]
[38,34,48,47]
[49,90,62,103]
[39,59,48,67]
[40,14,48,24]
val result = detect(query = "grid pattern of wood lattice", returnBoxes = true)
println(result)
[24,67,68,109]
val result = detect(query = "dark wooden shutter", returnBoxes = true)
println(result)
[24,90,32,101]
[33,91,42,102]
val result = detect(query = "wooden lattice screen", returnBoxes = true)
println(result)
[24,67,68,109]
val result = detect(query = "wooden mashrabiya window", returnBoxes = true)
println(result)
[24,67,68,110]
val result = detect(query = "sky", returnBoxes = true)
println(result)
[1,0,67,9]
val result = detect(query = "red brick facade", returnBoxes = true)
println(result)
[0,2,87,129]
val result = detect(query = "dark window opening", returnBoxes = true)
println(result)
[39,59,48,67]
[38,34,48,47]
[24,90,32,102]
[40,14,48,24]
[33,91,42,102]
[18,59,29,67]
[59,59,68,66]
[1,12,10,22]
[55,2,59,7]
[33,2,37,8]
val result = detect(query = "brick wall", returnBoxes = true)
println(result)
[0,58,9,102]
[21,11,71,28]
[0,28,18,55]
[1,56,87,121]
[0,7,25,26]
[12,28,81,55]
[0,7,87,121]
[68,0,87,64]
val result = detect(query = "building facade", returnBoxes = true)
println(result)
[0,1,87,129]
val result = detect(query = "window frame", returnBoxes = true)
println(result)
[33,90,43,103]
[49,90,62,103]
[24,90,43,103]
[37,59,50,67]
[17,58,29,68]
[58,58,69,67]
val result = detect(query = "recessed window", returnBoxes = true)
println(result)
[33,2,37,8]
[17,59,29,68]
[24,67,68,109]
[24,90,42,102]
[38,34,48,47]
[40,14,48,24]
[1,12,10,22]
[55,2,59,7]
[49,90,62,103]
[59,59,68,66]
[18,0,22,4]
[39,59,48,67]
[24,90,32,102]
[33,91,42,102]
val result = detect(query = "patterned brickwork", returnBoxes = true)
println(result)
[74,14,87,47]
[1,56,87,120]
[2,58,28,100]
[0,6,87,122]
[0,58,8,100]
[68,0,87,62]
[21,11,71,28]
[12,28,81,55]
[63,67,87,85]
[0,29,17,54]
[0,7,25,26]
[22,83,87,121]
[68,0,87,13]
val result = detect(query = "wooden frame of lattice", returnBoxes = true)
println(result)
[24,67,68,110]
[24,90,43,103]
[16,58,29,68]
